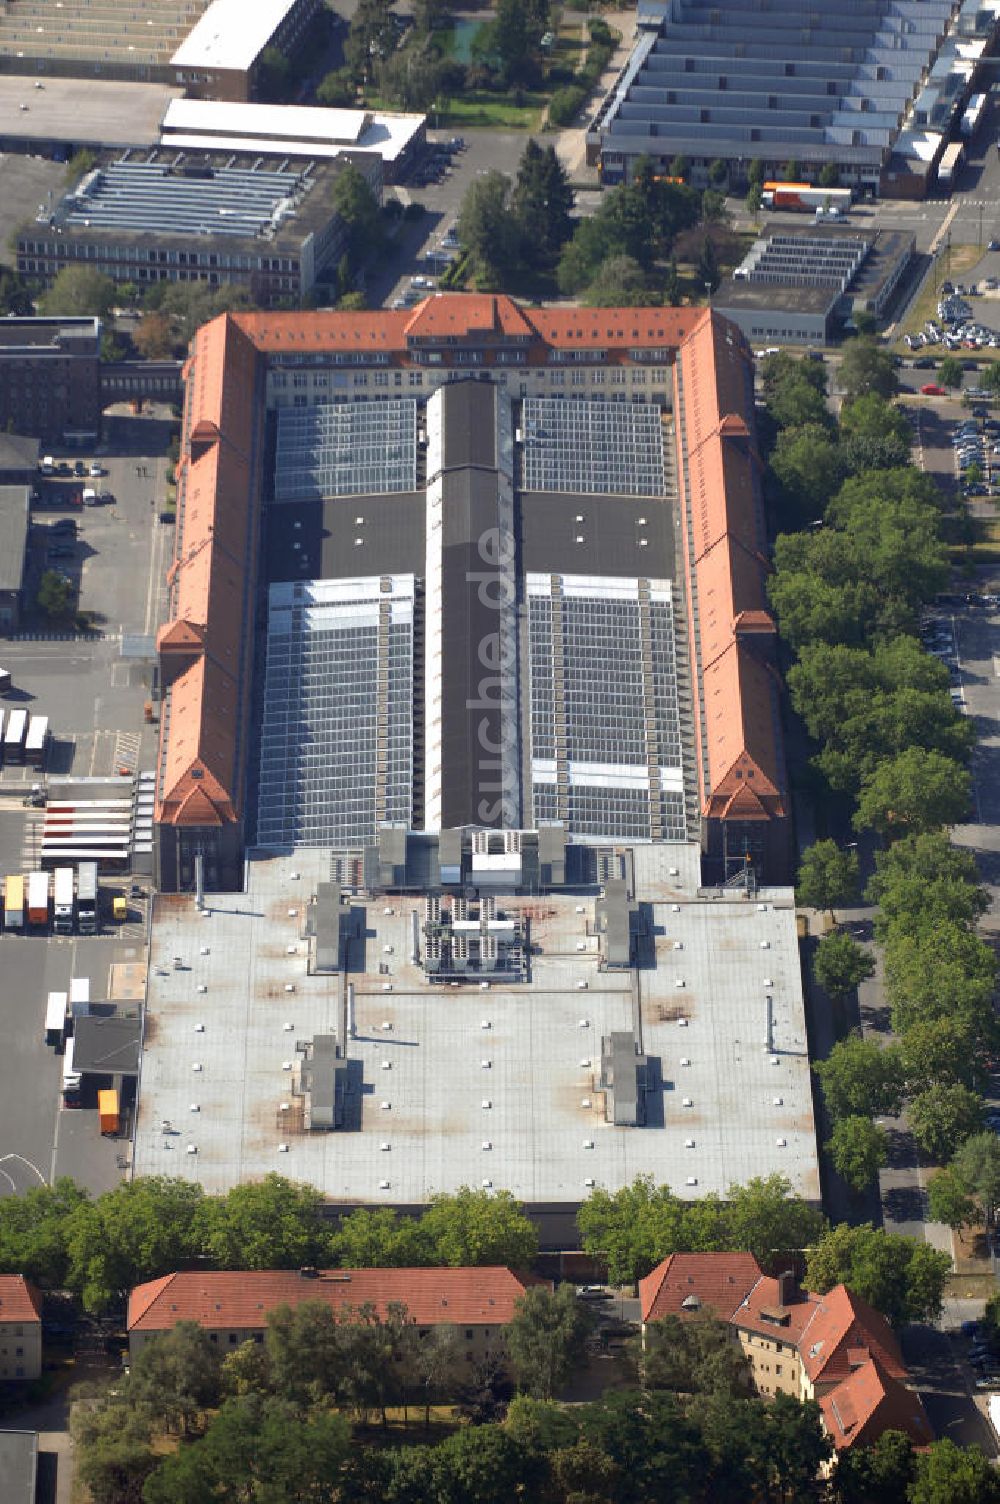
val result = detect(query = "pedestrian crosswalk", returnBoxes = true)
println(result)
[113,731,141,775]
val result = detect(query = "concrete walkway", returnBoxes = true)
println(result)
[554,9,637,182]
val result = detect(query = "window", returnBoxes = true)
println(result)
[465,1329,474,1340]
[229,1334,239,1344]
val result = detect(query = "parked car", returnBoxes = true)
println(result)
[921,384,946,396]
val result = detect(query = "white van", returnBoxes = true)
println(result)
[82,487,98,507]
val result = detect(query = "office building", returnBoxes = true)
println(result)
[0,317,101,443]
[18,150,381,306]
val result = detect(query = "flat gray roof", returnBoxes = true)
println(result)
[0,434,40,474]
[0,487,29,594]
[0,76,181,150]
[134,847,819,1207]
[0,1431,37,1504]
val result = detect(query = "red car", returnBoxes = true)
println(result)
[920,384,946,396]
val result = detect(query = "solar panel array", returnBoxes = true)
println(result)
[527,575,686,843]
[274,399,418,502]
[521,397,666,497]
[257,578,414,849]
[59,160,307,239]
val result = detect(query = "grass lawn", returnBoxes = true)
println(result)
[434,90,547,129]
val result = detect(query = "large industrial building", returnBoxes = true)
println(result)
[151,297,790,893]
[18,149,381,306]
[0,0,320,100]
[135,293,817,1232]
[589,0,1000,198]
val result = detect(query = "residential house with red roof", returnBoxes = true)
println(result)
[641,1259,931,1454]
[127,1266,544,1371]
[0,1276,43,1382]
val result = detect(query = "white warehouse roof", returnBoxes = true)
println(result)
[171,0,304,74]
[161,98,425,164]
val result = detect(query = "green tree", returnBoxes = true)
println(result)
[143,1395,352,1504]
[457,170,521,287]
[696,235,720,295]
[724,1173,826,1265]
[707,159,728,188]
[506,1283,593,1399]
[64,1177,205,1313]
[950,1132,1000,1227]
[264,1299,341,1407]
[128,1321,221,1436]
[316,68,356,106]
[411,1324,465,1427]
[485,0,548,85]
[813,931,875,1001]
[583,254,657,307]
[328,1206,431,1268]
[902,1082,980,1161]
[745,181,763,215]
[884,921,996,1034]
[927,1166,978,1230]
[643,1311,751,1397]
[669,154,689,180]
[378,50,448,112]
[511,139,574,267]
[833,1429,917,1504]
[701,189,728,224]
[332,161,383,269]
[854,748,971,839]
[937,354,964,390]
[981,362,1000,397]
[433,1422,538,1504]
[0,1177,87,1287]
[747,158,765,186]
[813,1034,906,1122]
[901,1016,991,1094]
[344,0,395,83]
[421,1186,539,1268]
[868,831,987,931]
[908,1438,1000,1504]
[783,159,799,181]
[770,423,846,523]
[0,263,33,316]
[838,336,899,400]
[818,163,840,189]
[194,1174,329,1271]
[795,839,861,918]
[827,1116,888,1193]
[839,393,913,472]
[805,1222,951,1325]
[36,567,73,619]
[39,265,117,319]
[133,311,175,361]
[577,1177,724,1284]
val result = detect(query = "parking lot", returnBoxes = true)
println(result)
[0,406,172,1196]
[368,128,534,310]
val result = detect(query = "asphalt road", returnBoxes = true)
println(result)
[0,407,172,1197]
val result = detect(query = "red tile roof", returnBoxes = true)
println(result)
[797,1284,906,1387]
[820,1355,933,1451]
[234,296,704,357]
[639,1252,762,1324]
[735,1278,906,1387]
[674,311,785,827]
[155,314,258,829]
[128,1267,542,1333]
[0,1276,42,1324]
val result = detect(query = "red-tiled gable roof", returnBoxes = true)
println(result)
[797,1284,906,1387]
[156,314,258,830]
[639,1253,762,1324]
[701,645,785,821]
[234,296,704,356]
[529,304,702,349]
[820,1356,933,1451]
[674,311,784,827]
[157,655,239,827]
[0,1276,42,1324]
[733,1275,820,1347]
[128,1267,543,1332]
